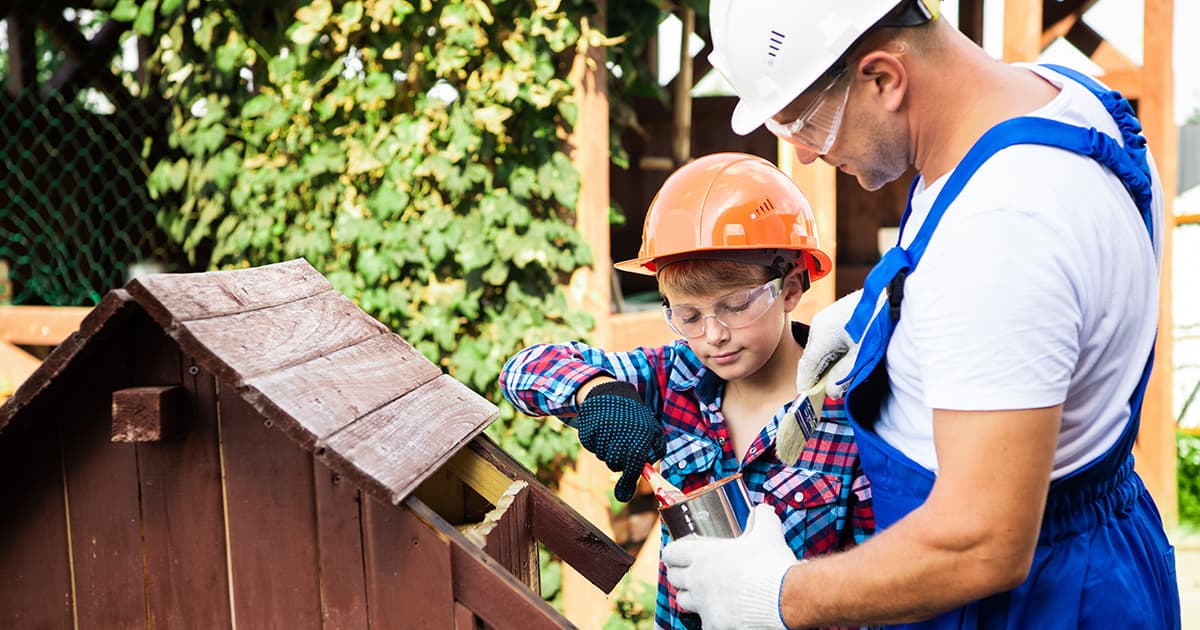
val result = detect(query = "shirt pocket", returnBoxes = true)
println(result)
[761,465,844,557]
[661,430,720,491]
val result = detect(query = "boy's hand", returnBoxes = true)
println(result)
[664,504,800,630]
[576,381,667,502]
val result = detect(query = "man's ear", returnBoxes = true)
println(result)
[856,50,907,113]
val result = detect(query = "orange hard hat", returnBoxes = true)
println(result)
[614,152,833,280]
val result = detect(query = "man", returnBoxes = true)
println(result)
[662,1,1182,628]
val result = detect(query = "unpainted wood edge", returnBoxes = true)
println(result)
[404,497,574,630]
[468,434,633,593]
[463,479,529,540]
[110,385,184,443]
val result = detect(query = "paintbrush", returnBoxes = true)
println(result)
[642,462,687,506]
[775,371,830,466]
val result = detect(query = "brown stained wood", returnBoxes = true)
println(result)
[241,332,442,450]
[0,289,139,431]
[126,258,331,323]
[318,374,497,505]
[0,408,72,629]
[480,481,539,592]
[468,435,633,593]
[312,460,369,630]
[59,351,148,629]
[218,384,322,628]
[455,602,479,630]
[404,500,572,630]
[173,288,387,383]
[137,359,232,630]
[414,466,468,526]
[111,385,183,442]
[362,496,455,629]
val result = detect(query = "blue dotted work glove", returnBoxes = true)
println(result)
[576,381,667,502]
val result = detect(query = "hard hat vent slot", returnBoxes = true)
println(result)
[752,197,776,219]
[768,30,785,59]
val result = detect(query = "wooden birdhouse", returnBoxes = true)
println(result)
[0,259,632,629]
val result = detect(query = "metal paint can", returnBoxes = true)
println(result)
[659,473,753,539]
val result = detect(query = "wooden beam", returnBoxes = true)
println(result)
[1063,20,1137,73]
[779,149,838,316]
[1132,0,1177,528]
[0,305,90,346]
[1098,68,1143,101]
[671,5,695,165]
[0,340,41,396]
[5,12,37,97]
[1177,214,1200,226]
[957,0,985,46]
[110,385,183,442]
[1003,0,1043,62]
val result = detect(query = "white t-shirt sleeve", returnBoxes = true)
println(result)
[904,205,1082,411]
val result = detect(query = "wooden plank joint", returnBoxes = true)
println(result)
[111,385,184,442]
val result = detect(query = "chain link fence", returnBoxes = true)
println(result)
[0,87,186,306]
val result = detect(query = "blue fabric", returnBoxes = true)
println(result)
[841,65,1179,628]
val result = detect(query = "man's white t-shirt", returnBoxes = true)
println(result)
[876,64,1165,479]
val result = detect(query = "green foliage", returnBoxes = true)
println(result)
[119,0,602,480]
[603,574,658,629]
[1179,432,1200,526]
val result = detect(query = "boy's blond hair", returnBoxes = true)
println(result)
[656,259,774,302]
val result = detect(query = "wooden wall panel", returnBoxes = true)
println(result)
[137,358,232,630]
[0,411,73,628]
[60,345,147,629]
[219,385,323,628]
[362,497,455,629]
[313,460,370,629]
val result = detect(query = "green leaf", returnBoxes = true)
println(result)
[133,0,159,36]
[111,0,139,22]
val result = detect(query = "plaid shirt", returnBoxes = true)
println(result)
[500,323,874,630]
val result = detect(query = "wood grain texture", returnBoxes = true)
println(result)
[137,360,232,630]
[218,385,323,629]
[318,374,498,505]
[0,408,73,629]
[60,349,148,629]
[362,496,455,629]
[126,259,331,323]
[312,460,369,630]
[468,436,633,593]
[174,288,387,383]
[403,500,571,630]
[480,481,539,592]
[111,385,183,442]
[242,332,442,449]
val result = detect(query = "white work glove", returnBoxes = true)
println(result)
[796,289,865,400]
[663,504,802,630]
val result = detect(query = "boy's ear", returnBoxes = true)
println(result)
[781,268,807,310]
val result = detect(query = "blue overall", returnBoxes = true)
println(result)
[840,65,1181,628]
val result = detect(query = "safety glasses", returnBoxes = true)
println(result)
[763,68,851,156]
[662,278,784,338]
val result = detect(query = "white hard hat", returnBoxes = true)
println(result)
[709,0,932,135]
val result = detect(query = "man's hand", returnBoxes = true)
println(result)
[797,289,864,399]
[663,504,801,630]
[576,380,667,502]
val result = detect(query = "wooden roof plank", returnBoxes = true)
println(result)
[317,374,497,505]
[239,332,443,449]
[173,289,387,385]
[127,259,331,323]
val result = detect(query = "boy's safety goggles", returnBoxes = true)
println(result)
[662,278,783,338]
[763,68,851,156]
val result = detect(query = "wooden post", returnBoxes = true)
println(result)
[1133,0,1177,527]
[779,146,838,319]
[1002,0,1043,62]
[672,6,695,166]
[957,0,986,46]
[563,1,620,627]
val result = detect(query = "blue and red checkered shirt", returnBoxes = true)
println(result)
[500,323,874,630]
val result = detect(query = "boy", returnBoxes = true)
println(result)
[500,152,872,629]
